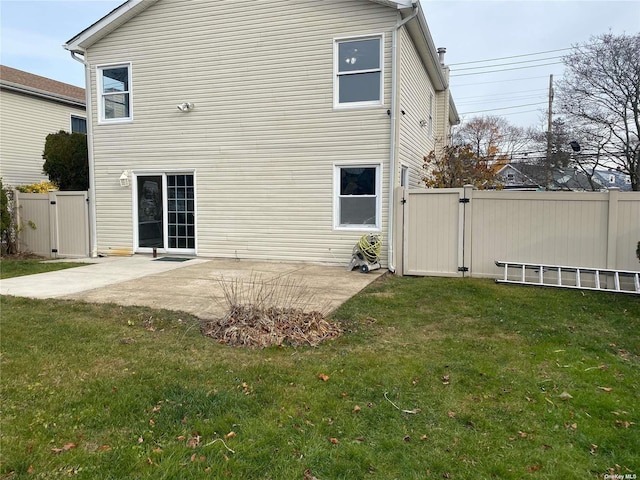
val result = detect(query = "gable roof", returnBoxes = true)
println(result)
[0,65,85,107]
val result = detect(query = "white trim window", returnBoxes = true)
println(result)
[334,164,381,230]
[334,35,383,108]
[97,63,132,122]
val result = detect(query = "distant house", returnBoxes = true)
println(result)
[63,0,459,267]
[0,65,86,187]
[493,161,541,190]
[594,169,632,192]
[494,161,632,192]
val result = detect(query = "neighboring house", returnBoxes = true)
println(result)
[594,169,632,192]
[494,161,541,191]
[494,161,634,192]
[0,65,86,187]
[64,0,458,267]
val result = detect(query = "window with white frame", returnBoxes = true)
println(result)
[98,64,132,122]
[400,165,409,187]
[335,165,380,229]
[335,36,383,107]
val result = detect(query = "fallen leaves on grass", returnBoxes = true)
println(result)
[186,434,201,449]
[598,386,613,392]
[527,464,543,473]
[304,469,321,480]
[317,373,330,382]
[51,443,77,454]
[559,391,573,400]
[328,437,339,445]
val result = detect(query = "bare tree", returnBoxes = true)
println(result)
[557,33,640,190]
[453,115,532,160]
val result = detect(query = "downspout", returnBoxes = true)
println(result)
[70,50,98,258]
[387,3,418,273]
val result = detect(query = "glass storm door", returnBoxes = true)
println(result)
[136,174,195,253]
[137,175,164,248]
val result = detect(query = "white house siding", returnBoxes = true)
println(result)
[397,27,436,188]
[0,89,85,186]
[86,0,398,264]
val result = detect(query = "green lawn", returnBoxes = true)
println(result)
[0,258,86,279]
[1,276,638,479]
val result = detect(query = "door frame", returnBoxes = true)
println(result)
[131,169,197,255]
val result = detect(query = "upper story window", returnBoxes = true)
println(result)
[97,63,132,123]
[71,115,87,134]
[334,36,383,108]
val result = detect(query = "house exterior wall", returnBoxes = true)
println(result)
[397,27,436,188]
[85,0,406,264]
[0,89,85,186]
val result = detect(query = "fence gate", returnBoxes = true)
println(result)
[16,191,90,258]
[400,187,468,277]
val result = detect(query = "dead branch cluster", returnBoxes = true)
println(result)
[200,274,342,348]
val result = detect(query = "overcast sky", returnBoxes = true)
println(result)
[1,0,638,130]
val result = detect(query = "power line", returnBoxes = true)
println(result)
[448,47,576,66]
[452,75,550,87]
[451,61,563,77]
[455,88,548,100]
[451,55,564,72]
[459,101,547,115]
[457,93,547,107]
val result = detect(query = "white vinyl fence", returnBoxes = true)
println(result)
[15,191,90,258]
[396,186,640,278]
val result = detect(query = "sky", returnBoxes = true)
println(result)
[1,0,639,131]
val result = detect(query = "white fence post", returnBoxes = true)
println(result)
[606,188,619,270]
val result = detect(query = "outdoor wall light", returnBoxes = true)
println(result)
[119,170,130,187]
[177,102,194,112]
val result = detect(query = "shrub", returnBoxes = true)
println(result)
[15,181,58,193]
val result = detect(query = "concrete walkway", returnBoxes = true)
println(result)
[0,256,385,318]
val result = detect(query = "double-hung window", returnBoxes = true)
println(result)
[335,165,381,230]
[98,63,132,122]
[334,36,383,108]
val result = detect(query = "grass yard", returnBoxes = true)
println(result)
[0,258,86,279]
[0,276,638,479]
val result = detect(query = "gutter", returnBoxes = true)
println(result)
[69,49,98,258]
[387,3,419,273]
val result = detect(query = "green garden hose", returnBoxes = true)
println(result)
[357,234,381,263]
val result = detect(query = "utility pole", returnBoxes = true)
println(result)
[545,74,554,189]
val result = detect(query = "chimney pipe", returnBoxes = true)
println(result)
[437,47,446,65]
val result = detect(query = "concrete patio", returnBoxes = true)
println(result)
[0,255,386,318]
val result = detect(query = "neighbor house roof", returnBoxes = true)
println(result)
[0,65,85,107]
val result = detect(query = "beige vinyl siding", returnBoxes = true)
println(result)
[86,0,397,264]
[0,89,85,186]
[397,26,436,188]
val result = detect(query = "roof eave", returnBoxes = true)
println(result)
[369,0,415,8]
[400,4,447,91]
[64,0,160,52]
[0,80,85,107]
